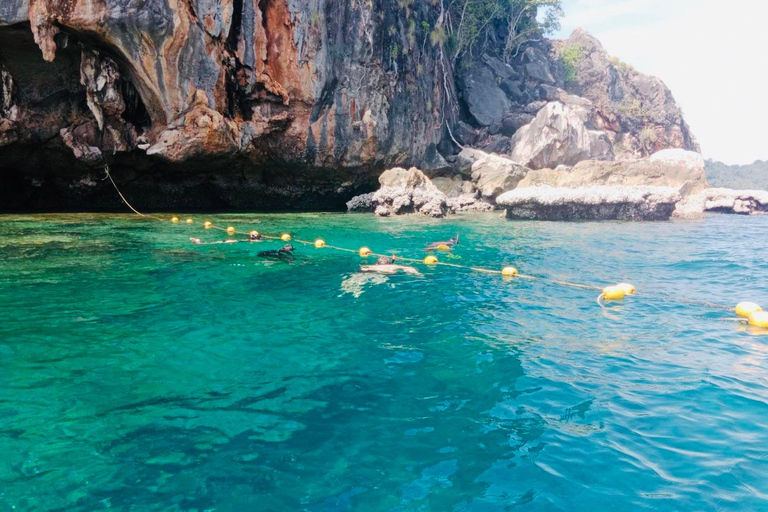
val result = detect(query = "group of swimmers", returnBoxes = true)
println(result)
[189,233,460,274]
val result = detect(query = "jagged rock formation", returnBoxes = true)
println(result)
[675,188,768,217]
[498,185,681,221]
[518,153,708,197]
[350,148,763,221]
[0,0,451,210]
[368,167,447,218]
[499,148,707,220]
[0,1,699,212]
[554,29,699,160]
[509,97,614,169]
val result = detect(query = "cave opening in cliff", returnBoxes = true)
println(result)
[0,23,151,135]
[0,23,86,120]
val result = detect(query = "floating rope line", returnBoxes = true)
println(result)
[103,166,767,327]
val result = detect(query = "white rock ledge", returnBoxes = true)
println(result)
[497,185,681,221]
[675,188,768,217]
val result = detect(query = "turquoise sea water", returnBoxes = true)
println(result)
[1,212,767,511]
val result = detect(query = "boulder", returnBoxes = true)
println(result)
[497,185,680,221]
[500,111,534,136]
[459,65,510,127]
[432,175,466,197]
[456,147,487,176]
[521,45,556,84]
[510,101,614,169]
[650,148,706,169]
[469,151,529,200]
[675,188,768,218]
[500,78,528,104]
[369,167,448,218]
[705,189,768,214]
[482,54,519,80]
[448,195,495,213]
[483,135,512,155]
[346,192,374,213]
[517,154,708,197]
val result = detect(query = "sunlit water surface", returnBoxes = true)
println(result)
[1,213,767,511]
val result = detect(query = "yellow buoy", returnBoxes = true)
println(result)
[315,239,326,248]
[227,226,236,235]
[501,267,518,276]
[615,282,636,295]
[359,247,372,257]
[736,302,762,318]
[424,255,438,265]
[602,286,626,301]
[437,244,451,251]
[171,216,179,223]
[186,218,193,224]
[204,221,212,229]
[281,233,292,242]
[748,311,768,328]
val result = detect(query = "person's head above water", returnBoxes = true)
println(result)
[280,244,295,253]
[376,256,392,265]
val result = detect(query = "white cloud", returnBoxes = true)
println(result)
[558,0,768,164]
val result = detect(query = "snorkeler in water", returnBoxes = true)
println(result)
[425,234,459,251]
[360,255,420,276]
[258,244,295,260]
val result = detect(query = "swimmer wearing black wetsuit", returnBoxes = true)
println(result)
[425,234,459,251]
[258,244,295,260]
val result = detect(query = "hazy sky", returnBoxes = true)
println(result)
[556,0,768,164]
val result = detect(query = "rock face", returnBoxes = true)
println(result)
[675,188,768,218]
[0,2,700,212]
[554,28,699,159]
[369,167,447,218]
[498,186,681,221]
[517,149,708,196]
[468,150,529,200]
[509,98,614,169]
[703,189,768,215]
[497,148,706,221]
[0,0,452,211]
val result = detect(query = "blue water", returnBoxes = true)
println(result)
[1,213,767,511]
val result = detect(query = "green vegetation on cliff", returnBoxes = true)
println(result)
[442,0,563,61]
[706,160,768,190]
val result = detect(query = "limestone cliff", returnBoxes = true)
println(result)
[0,2,698,211]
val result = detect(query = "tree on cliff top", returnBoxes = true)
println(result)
[438,0,562,62]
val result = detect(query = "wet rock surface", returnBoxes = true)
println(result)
[498,185,681,221]
[675,188,768,218]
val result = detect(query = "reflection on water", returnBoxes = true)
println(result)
[0,213,767,511]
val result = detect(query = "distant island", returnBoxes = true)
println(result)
[706,160,768,191]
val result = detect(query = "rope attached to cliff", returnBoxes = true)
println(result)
[103,165,768,329]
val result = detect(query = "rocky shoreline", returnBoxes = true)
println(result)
[347,148,767,221]
[0,1,703,212]
[0,3,761,217]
